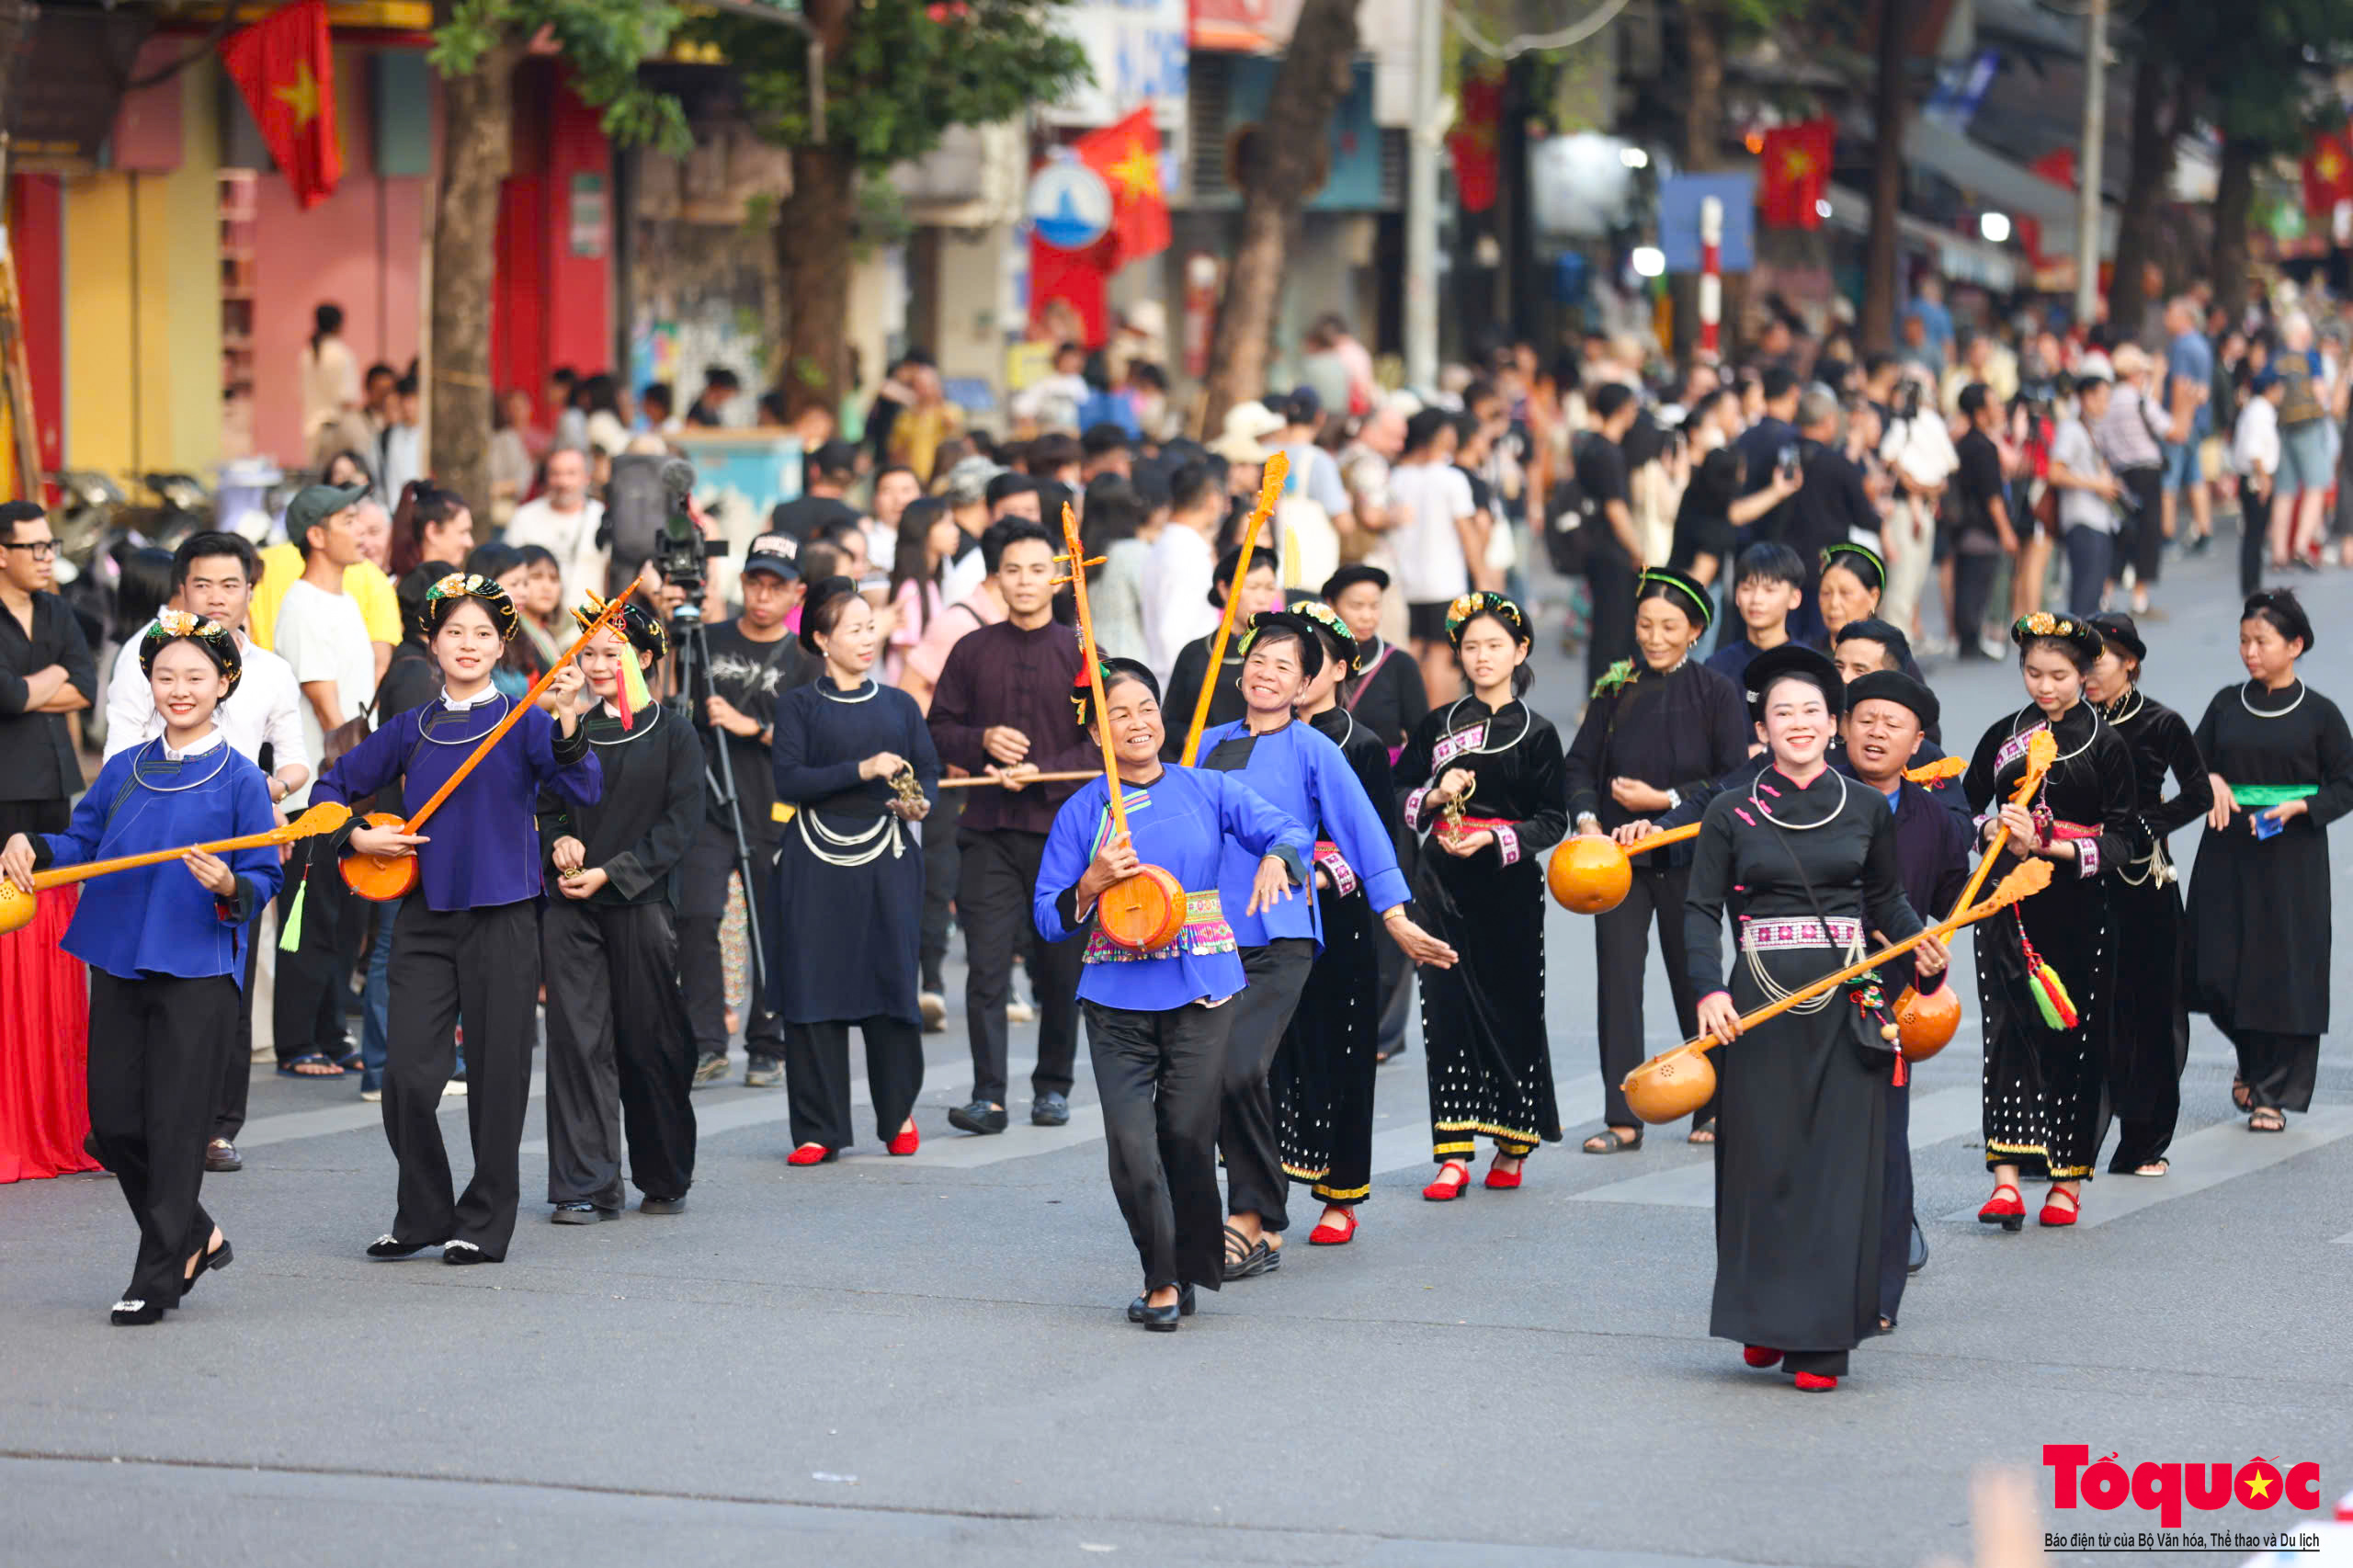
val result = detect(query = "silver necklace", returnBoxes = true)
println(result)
[819,677,878,704]
[2012,703,2097,765]
[1438,695,1529,756]
[1749,766,1847,830]
[2241,678,2307,719]
[2101,687,2144,726]
[586,701,661,747]
[133,736,231,793]
[421,691,514,746]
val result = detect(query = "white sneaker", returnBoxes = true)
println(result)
[361,1087,382,1103]
[1006,996,1037,1025]
[919,991,947,1029]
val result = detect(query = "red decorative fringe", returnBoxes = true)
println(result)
[0,887,99,1182]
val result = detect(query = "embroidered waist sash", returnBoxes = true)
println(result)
[1083,889,1236,964]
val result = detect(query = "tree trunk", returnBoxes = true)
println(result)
[427,39,518,513]
[1201,0,1360,433]
[1682,0,1724,173]
[1859,0,1906,353]
[776,147,856,419]
[2210,133,2255,327]
[2108,51,2179,342]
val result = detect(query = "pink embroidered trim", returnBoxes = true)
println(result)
[2075,838,2101,877]
[1734,807,1756,826]
[1740,915,1864,949]
[1403,787,1430,830]
[1314,840,1359,896]
[1432,724,1487,766]
[1495,824,1520,865]
[1995,724,2046,769]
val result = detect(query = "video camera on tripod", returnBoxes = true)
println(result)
[607,453,727,608]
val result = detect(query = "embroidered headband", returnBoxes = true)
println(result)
[1296,601,1363,675]
[1443,591,1529,650]
[420,572,520,643]
[1635,567,1714,633]
[140,608,244,697]
[2010,609,2103,664]
[1819,541,1887,596]
[1235,610,1325,682]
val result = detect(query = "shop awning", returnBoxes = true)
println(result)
[1822,183,2019,292]
[1902,119,2116,257]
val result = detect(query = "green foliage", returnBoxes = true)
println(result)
[697,0,1091,172]
[2141,0,2353,153]
[430,0,691,154]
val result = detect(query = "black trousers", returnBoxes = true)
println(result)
[2225,1025,2320,1114]
[2062,525,2110,618]
[1586,551,1637,686]
[2120,465,2164,587]
[273,838,360,1063]
[677,819,783,1059]
[88,971,235,1307]
[1374,914,1414,1056]
[542,900,699,1209]
[212,915,264,1141]
[1952,551,2002,655]
[2239,477,2269,597]
[1086,999,1234,1292]
[920,792,964,994]
[782,1015,925,1151]
[1878,1074,1912,1326]
[1596,865,1705,1129]
[957,828,1083,1105]
[381,898,540,1259]
[1216,938,1318,1232]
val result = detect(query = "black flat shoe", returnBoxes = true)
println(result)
[1906,1218,1928,1275]
[442,1241,497,1266]
[366,1234,443,1259]
[1030,1092,1071,1127]
[1127,1284,1199,1323]
[110,1298,164,1326]
[551,1202,614,1224]
[639,1196,687,1216]
[947,1100,1008,1135]
[180,1236,233,1297]
[1138,1300,1182,1332]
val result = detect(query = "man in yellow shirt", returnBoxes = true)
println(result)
[250,525,400,680]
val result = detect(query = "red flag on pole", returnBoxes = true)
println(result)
[2302,130,2353,216]
[1756,119,1834,230]
[221,0,344,210]
[1073,108,1171,266]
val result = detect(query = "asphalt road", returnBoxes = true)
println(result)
[4,528,2348,1568]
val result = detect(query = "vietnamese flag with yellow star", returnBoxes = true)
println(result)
[1074,108,1170,266]
[1757,119,1834,230]
[2302,129,2353,216]
[221,0,343,210]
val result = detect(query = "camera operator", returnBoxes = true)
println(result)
[678,536,813,1087]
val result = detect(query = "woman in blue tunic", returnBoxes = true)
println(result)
[4,614,284,1324]
[766,577,939,1165]
[1196,611,1454,1271]
[1035,659,1312,1330]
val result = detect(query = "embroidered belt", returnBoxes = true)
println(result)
[1740,915,1863,951]
[1083,889,1237,964]
[2231,784,2318,807]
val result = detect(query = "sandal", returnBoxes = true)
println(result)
[334,1051,364,1073]
[2248,1108,2286,1133]
[277,1053,345,1078]
[1581,1127,1643,1154]
[1686,1119,1716,1145]
[2232,1078,2253,1111]
[2126,1158,2168,1177]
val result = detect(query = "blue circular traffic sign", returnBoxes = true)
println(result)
[1028,159,1113,251]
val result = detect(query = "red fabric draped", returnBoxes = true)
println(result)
[0,888,98,1182]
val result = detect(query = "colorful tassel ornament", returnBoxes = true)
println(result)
[2016,920,2079,1029]
[277,870,308,952]
[615,644,653,730]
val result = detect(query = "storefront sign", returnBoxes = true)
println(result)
[1043,0,1188,136]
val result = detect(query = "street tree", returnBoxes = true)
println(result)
[1200,0,1359,430]
[702,0,1089,419]
[427,0,690,509]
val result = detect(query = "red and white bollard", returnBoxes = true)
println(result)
[1698,195,1722,362]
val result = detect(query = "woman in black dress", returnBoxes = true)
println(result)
[2083,612,2211,1176]
[1686,644,1946,1392]
[1160,545,1283,759]
[1565,568,1750,1152]
[1395,593,1568,1199]
[1323,564,1427,757]
[767,577,939,1165]
[1964,613,2137,1230]
[2186,590,2353,1131]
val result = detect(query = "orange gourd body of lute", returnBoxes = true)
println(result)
[1621,1046,1717,1124]
[1547,835,1635,915]
[339,810,422,900]
[1096,863,1188,952]
[1893,983,1962,1062]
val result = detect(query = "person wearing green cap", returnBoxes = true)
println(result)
[249,481,402,676]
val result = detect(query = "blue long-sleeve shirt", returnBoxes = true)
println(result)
[1196,718,1409,949]
[1034,765,1311,1009]
[35,734,283,983]
[313,690,600,912]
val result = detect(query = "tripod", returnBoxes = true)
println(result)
[667,598,767,1003]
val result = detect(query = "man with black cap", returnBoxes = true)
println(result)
[680,534,812,1086]
[270,483,380,1080]
[770,440,863,547]
[1841,667,1971,1329]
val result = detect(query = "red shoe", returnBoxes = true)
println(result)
[2039,1187,2080,1227]
[1978,1182,2026,1233]
[1421,1161,1471,1201]
[1743,1346,1783,1369]
[787,1143,837,1166]
[886,1122,920,1157]
[1483,1157,1523,1190]
[1793,1371,1838,1392]
[1308,1210,1358,1245]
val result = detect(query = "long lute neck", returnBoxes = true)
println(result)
[1058,505,1130,840]
[1178,454,1289,767]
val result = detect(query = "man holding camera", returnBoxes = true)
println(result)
[678,538,811,1087]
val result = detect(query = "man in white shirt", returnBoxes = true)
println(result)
[1386,407,1480,697]
[1142,459,1225,688]
[1878,377,1961,642]
[504,446,608,602]
[103,530,313,1172]
[2233,369,2284,597]
[2047,374,2123,617]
